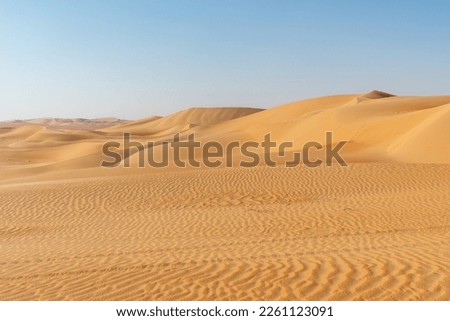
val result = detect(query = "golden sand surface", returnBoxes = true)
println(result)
[1,92,449,300]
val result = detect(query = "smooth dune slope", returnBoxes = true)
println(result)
[0,92,449,300]
[101,107,263,136]
[0,108,263,181]
[119,91,450,167]
[165,91,450,164]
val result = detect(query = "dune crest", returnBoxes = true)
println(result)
[357,90,396,101]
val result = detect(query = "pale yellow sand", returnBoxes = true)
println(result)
[0,117,126,131]
[0,92,449,300]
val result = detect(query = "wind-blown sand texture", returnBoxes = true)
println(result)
[0,91,449,300]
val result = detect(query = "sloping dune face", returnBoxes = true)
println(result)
[101,107,264,136]
[182,92,450,164]
[0,93,449,300]
[0,108,263,180]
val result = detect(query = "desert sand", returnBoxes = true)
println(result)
[0,91,449,300]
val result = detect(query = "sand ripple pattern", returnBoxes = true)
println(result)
[0,164,449,300]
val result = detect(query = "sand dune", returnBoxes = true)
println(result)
[0,117,126,131]
[1,93,449,178]
[121,92,450,167]
[356,89,396,102]
[101,107,263,136]
[0,92,449,300]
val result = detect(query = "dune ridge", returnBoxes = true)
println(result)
[1,93,450,182]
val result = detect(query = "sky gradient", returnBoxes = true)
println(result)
[1,0,449,120]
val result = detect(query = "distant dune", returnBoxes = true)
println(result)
[0,117,127,131]
[0,93,449,300]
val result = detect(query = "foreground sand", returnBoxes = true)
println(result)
[0,164,449,300]
[0,92,449,300]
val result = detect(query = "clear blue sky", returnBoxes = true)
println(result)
[1,0,449,120]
